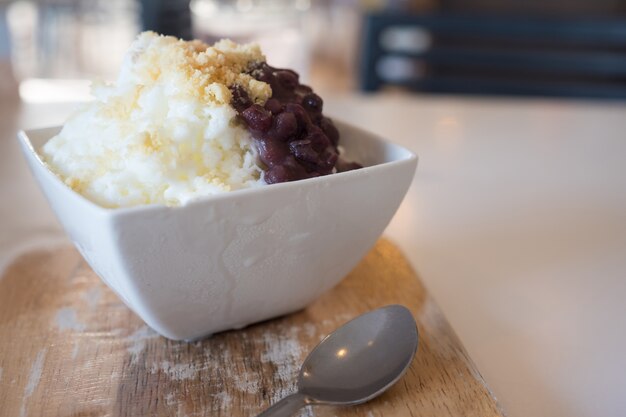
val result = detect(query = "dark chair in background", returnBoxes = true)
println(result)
[140,0,192,40]
[360,13,626,99]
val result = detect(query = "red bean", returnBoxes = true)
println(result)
[229,62,361,184]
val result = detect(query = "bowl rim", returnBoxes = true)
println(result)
[18,119,418,216]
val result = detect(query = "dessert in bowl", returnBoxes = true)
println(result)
[18,33,417,340]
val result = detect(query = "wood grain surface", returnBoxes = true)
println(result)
[0,239,505,417]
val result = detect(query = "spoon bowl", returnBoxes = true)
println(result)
[257,305,418,416]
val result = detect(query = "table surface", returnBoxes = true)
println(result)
[2,83,626,417]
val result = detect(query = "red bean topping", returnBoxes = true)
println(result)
[230,62,362,183]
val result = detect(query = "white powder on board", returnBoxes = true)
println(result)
[126,326,159,364]
[212,391,233,409]
[261,329,303,379]
[259,326,308,403]
[20,348,47,417]
[55,307,86,331]
[164,392,176,406]
[150,361,200,381]
[71,342,80,360]
[214,347,254,393]
[120,319,344,416]
[82,287,101,309]
[302,322,317,339]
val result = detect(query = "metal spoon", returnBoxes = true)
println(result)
[256,305,419,417]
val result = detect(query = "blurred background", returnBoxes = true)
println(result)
[1,4,626,417]
[1,0,626,102]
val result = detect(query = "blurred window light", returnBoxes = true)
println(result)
[376,56,426,82]
[189,0,218,17]
[190,0,311,79]
[6,0,38,77]
[380,26,432,54]
[5,0,138,80]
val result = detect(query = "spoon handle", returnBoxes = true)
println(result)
[255,392,307,417]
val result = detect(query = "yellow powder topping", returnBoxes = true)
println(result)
[41,32,268,208]
[98,32,271,120]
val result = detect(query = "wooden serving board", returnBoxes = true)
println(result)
[0,239,505,417]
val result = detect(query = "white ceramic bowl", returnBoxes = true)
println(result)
[18,120,417,340]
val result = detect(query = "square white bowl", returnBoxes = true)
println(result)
[18,120,417,341]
